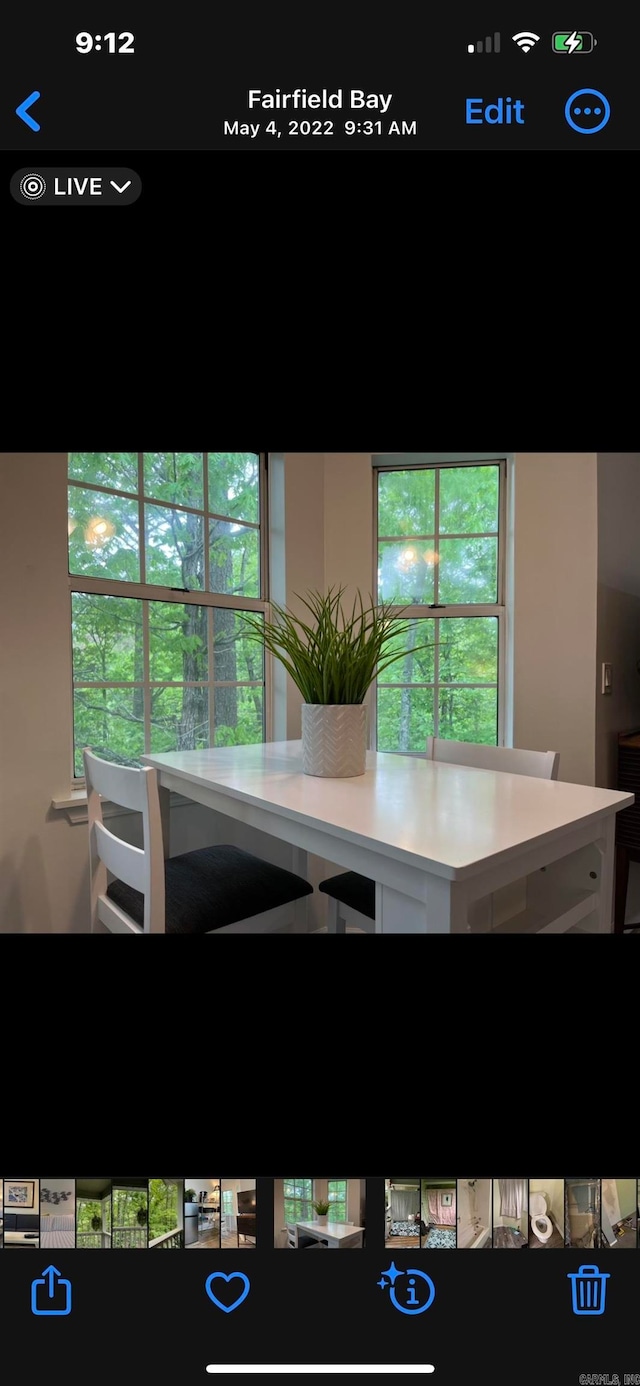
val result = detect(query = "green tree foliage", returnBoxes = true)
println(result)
[69,453,264,771]
[148,1179,181,1243]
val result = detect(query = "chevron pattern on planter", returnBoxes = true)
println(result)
[301,703,368,777]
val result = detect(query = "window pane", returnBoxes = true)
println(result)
[149,601,208,682]
[378,469,435,536]
[214,686,263,747]
[143,452,204,510]
[377,686,435,752]
[438,536,498,604]
[145,505,205,589]
[68,486,140,582]
[439,465,499,534]
[378,619,435,685]
[209,452,259,523]
[438,618,498,684]
[72,593,143,683]
[69,452,139,492]
[437,686,498,743]
[209,521,260,597]
[150,686,210,753]
[377,541,436,605]
[214,610,264,681]
[73,687,145,774]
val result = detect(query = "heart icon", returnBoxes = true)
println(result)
[205,1271,250,1313]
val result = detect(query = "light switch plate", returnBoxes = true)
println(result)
[602,662,613,694]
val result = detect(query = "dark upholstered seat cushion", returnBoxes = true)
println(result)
[106,844,313,934]
[318,870,375,920]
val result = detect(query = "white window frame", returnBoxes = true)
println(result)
[371,454,509,753]
[67,452,270,785]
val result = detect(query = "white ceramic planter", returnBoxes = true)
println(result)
[301,703,368,777]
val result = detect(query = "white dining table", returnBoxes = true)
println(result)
[296,1221,365,1248]
[141,741,634,934]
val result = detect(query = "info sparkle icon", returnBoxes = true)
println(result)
[377,1262,435,1315]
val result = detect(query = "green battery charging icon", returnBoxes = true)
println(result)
[552,31,597,53]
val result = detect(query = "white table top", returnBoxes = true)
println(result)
[142,740,634,882]
[296,1221,365,1239]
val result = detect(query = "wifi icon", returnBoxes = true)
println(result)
[512,31,541,51]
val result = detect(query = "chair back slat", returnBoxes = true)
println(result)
[430,738,559,780]
[84,749,150,811]
[93,820,147,893]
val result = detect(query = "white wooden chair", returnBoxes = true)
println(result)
[318,738,560,933]
[84,748,313,934]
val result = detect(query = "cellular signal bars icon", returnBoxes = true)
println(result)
[468,32,501,53]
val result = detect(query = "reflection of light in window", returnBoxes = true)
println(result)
[422,549,439,565]
[85,516,115,546]
[396,548,416,571]
[68,517,77,536]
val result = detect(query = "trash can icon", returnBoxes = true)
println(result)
[567,1265,610,1315]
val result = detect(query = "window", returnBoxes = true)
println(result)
[375,459,506,750]
[67,452,267,777]
[222,1190,234,1216]
[283,1178,314,1223]
[327,1179,347,1221]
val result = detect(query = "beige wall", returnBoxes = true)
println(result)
[529,1177,564,1235]
[0,455,91,932]
[512,454,598,785]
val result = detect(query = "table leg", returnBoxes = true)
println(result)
[158,783,171,859]
[376,875,467,933]
[290,846,310,932]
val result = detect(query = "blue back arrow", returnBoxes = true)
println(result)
[16,91,41,131]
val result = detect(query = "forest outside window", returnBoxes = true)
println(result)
[283,1179,314,1224]
[375,460,506,751]
[67,452,267,778]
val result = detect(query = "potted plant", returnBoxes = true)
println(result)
[185,1189,197,1202]
[90,1214,101,1232]
[239,587,430,778]
[136,1207,147,1226]
[312,1199,330,1225]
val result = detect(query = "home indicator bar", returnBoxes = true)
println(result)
[204,1369,436,1376]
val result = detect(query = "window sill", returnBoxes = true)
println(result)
[51,790,192,824]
